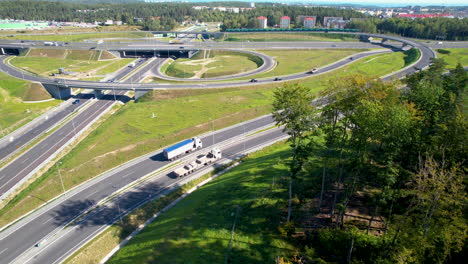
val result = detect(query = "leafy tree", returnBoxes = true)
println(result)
[272,83,316,222]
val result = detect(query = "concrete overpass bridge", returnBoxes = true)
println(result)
[0,32,437,100]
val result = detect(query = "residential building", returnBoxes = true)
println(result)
[257,16,267,29]
[280,16,290,29]
[303,17,316,28]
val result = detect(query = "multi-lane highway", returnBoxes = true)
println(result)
[0,56,155,200]
[0,32,441,263]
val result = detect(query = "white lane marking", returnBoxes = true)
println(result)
[0,101,112,193]
[84,189,99,199]
[42,217,54,225]
[121,172,133,178]
[0,247,8,255]
[20,158,29,164]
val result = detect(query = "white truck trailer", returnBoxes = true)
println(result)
[163,137,202,160]
[173,148,222,177]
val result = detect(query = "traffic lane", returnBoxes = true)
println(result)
[0,95,94,162]
[110,58,148,81]
[0,56,48,83]
[125,58,165,83]
[0,96,119,198]
[0,114,276,262]
[151,50,276,82]
[25,128,287,264]
[40,49,390,90]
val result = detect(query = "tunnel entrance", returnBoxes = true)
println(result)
[118,49,198,59]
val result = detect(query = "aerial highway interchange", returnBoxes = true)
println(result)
[0,29,447,263]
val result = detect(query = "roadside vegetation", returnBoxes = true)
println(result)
[9,49,134,79]
[107,142,294,264]
[0,72,58,136]
[0,51,406,229]
[436,48,468,68]
[223,32,359,42]
[152,49,369,83]
[164,50,260,79]
[403,47,421,66]
[109,59,467,264]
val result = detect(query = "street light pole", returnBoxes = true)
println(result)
[56,162,65,193]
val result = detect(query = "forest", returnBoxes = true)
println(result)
[0,1,466,40]
[348,17,468,41]
[0,1,364,31]
[272,59,467,263]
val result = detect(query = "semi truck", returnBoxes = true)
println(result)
[163,137,202,160]
[172,148,222,177]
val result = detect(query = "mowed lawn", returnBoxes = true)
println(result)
[9,49,133,78]
[0,50,407,228]
[248,48,368,79]
[224,32,358,42]
[165,52,259,79]
[107,142,294,264]
[0,72,58,135]
[154,49,369,83]
[436,48,468,68]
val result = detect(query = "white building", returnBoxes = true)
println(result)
[280,16,290,29]
[304,17,316,28]
[257,16,267,29]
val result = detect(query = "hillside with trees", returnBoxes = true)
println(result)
[272,59,467,263]
[348,17,468,40]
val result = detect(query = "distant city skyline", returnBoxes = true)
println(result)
[160,0,467,7]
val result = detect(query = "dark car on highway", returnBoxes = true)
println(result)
[274,77,282,81]
[72,99,80,105]
[250,79,258,83]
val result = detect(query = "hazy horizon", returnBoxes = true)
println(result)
[148,0,467,7]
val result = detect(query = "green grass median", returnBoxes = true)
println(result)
[436,48,468,68]
[0,72,59,136]
[0,51,406,229]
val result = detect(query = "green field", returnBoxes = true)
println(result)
[164,50,260,79]
[0,32,151,42]
[9,49,133,78]
[154,49,368,83]
[108,142,294,264]
[248,49,368,79]
[435,48,468,68]
[224,32,359,42]
[0,72,58,136]
[0,51,406,228]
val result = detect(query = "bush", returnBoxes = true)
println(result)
[436,49,451,55]
[403,48,421,66]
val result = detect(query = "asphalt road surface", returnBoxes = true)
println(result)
[0,114,281,264]
[0,33,440,263]
[0,95,91,162]
[0,93,123,200]
[0,58,154,199]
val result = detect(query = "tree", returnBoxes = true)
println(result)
[272,83,316,222]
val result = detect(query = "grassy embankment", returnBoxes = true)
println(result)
[223,32,359,42]
[0,51,406,229]
[436,48,468,68]
[0,31,151,42]
[153,49,368,83]
[164,50,260,79]
[106,142,293,264]
[9,49,134,79]
[0,72,58,136]
[65,142,293,264]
